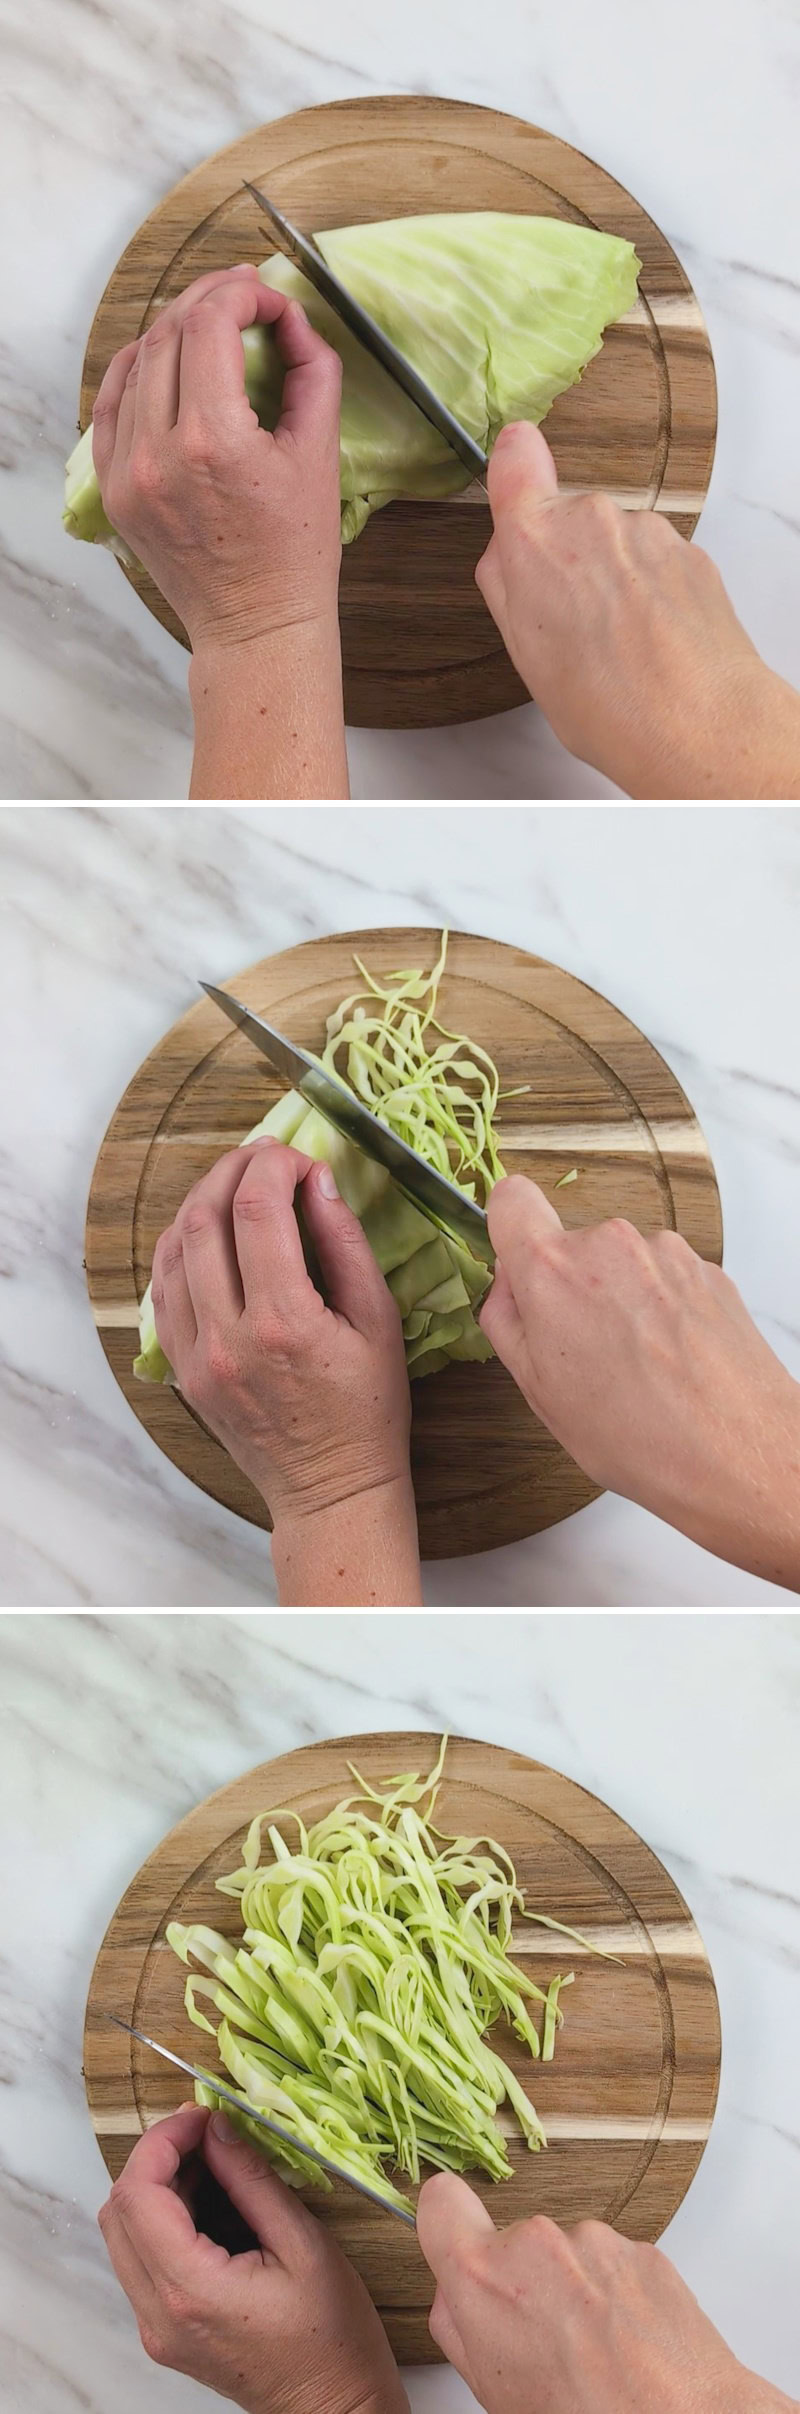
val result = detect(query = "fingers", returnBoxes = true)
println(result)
[487,419,559,524]
[416,2172,495,2297]
[478,1260,528,1382]
[474,529,508,624]
[299,1160,398,1338]
[176,275,288,433]
[485,1175,563,1324]
[175,1148,252,1330]
[131,312,182,438]
[152,1226,198,1369]
[202,2111,321,2265]
[101,2105,211,2292]
[428,2285,479,2390]
[274,299,343,448]
[90,267,267,477]
[90,340,142,483]
[230,1141,316,1320]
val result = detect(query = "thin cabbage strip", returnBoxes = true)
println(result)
[166,1736,613,2212]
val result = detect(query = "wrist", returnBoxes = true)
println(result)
[190,606,341,683]
[272,1470,421,1608]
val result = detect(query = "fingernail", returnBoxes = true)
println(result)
[210,2111,236,2142]
[317,1165,338,1200]
[230,261,256,272]
[251,1134,277,1145]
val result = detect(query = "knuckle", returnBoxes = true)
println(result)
[159,2280,193,2329]
[201,1338,239,1390]
[582,489,622,536]
[232,1184,272,1226]
[156,1234,183,1281]
[179,418,217,471]
[139,2323,170,2366]
[522,2211,561,2253]
[129,447,163,500]
[181,1199,214,1241]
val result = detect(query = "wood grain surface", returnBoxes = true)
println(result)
[78,95,717,728]
[83,1731,722,2362]
[84,926,723,1563]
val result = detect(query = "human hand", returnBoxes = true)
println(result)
[479,1176,800,1589]
[151,1138,412,1531]
[416,2177,792,2414]
[476,421,800,799]
[98,2102,409,2414]
[91,265,342,655]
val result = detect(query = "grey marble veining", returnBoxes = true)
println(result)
[0,1611,798,2412]
[1,801,798,1608]
[1,0,799,797]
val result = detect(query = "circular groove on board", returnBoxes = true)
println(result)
[79,96,716,728]
[84,928,723,1561]
[83,1733,722,2360]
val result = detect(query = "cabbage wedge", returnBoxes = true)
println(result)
[64,212,639,552]
[134,930,515,1386]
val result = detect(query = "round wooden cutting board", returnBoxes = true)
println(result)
[83,1732,722,2362]
[78,95,716,728]
[85,927,723,1563]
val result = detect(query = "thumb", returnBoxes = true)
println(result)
[488,420,559,527]
[299,1159,396,1337]
[202,2111,321,2259]
[416,2171,496,2294]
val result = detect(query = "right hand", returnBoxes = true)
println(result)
[91,265,342,655]
[479,1175,800,1590]
[476,421,800,799]
[416,2177,793,2414]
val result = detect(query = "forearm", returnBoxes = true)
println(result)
[189,616,350,800]
[272,1474,422,1606]
[622,663,800,802]
[648,1379,800,1590]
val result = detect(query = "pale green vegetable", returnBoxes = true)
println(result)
[134,930,517,1385]
[64,214,639,553]
[258,213,640,539]
[166,1736,585,2207]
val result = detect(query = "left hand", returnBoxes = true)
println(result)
[98,2103,409,2414]
[90,265,343,653]
[150,1138,412,1526]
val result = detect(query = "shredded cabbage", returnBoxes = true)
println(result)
[167,1736,588,2209]
[64,214,640,553]
[135,930,517,1386]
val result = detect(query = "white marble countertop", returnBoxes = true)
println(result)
[3,0,799,799]
[1,1610,798,2412]
[2,800,799,1609]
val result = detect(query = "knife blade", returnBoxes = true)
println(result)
[242,180,489,485]
[200,981,495,1273]
[101,2013,416,2227]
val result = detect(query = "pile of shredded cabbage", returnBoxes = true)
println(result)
[167,1737,582,2208]
[135,930,517,1386]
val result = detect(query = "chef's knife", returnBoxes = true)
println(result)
[199,982,495,1274]
[102,2013,416,2227]
[242,180,489,485]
